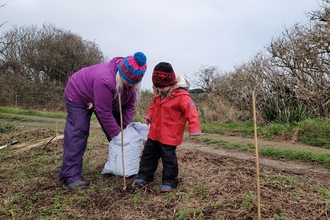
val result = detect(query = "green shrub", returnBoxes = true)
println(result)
[276,106,312,124]
[297,118,330,148]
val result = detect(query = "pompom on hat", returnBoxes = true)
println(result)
[152,62,177,88]
[118,52,147,84]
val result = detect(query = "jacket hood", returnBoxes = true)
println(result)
[110,56,124,66]
[174,76,190,91]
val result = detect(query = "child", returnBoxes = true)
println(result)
[132,62,201,193]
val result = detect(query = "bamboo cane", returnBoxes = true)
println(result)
[118,92,126,190]
[252,90,261,219]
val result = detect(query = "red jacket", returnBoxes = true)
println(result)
[145,88,201,146]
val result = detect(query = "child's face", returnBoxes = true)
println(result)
[158,86,171,93]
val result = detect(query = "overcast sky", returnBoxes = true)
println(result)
[1,0,321,89]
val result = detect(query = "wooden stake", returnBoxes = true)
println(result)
[56,120,59,136]
[118,92,126,190]
[252,90,261,219]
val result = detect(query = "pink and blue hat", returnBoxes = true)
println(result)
[118,52,147,84]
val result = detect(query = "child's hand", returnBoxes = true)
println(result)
[144,118,151,125]
[190,135,198,140]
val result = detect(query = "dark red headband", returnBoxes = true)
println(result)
[152,70,176,88]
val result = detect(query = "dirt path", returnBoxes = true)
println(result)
[179,135,330,175]
[200,133,330,154]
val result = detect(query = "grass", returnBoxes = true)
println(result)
[201,117,330,149]
[0,113,51,123]
[1,106,328,147]
[0,106,147,123]
[2,105,330,167]
[260,148,330,166]
[0,122,17,133]
[0,106,67,118]
[2,107,330,219]
[1,138,330,219]
[198,137,330,167]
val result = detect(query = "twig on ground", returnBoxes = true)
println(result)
[43,136,56,150]
[12,134,64,153]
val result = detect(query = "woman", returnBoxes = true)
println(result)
[59,52,147,188]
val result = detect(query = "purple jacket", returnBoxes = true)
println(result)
[64,57,137,138]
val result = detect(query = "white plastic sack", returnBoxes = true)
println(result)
[101,122,149,177]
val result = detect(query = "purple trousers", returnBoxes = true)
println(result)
[59,98,93,184]
[59,97,121,184]
[59,98,120,184]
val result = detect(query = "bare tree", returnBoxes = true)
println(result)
[267,16,330,117]
[188,1,330,123]
[187,65,221,93]
[0,4,8,29]
[0,23,105,109]
[308,0,330,22]
[0,23,104,86]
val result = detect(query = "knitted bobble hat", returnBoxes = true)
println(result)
[152,62,176,88]
[118,52,147,84]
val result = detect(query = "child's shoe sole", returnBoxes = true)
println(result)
[160,185,173,193]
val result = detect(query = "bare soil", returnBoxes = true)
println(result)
[1,116,330,219]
